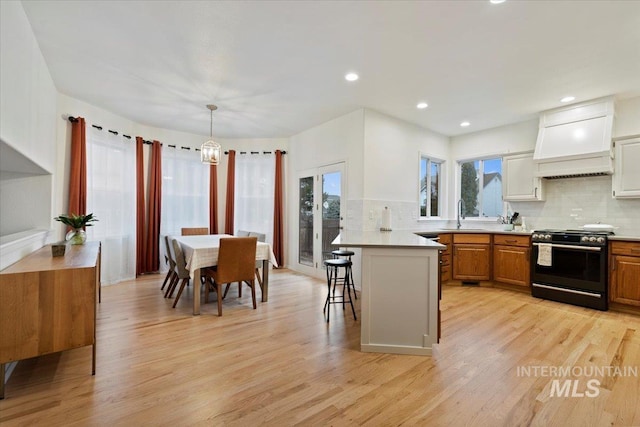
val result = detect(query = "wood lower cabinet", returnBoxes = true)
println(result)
[453,234,491,281]
[0,241,101,399]
[610,241,640,306]
[493,234,531,287]
[439,233,452,283]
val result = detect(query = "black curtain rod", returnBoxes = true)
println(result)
[224,150,287,155]
[67,116,276,154]
[68,116,132,139]
[67,116,201,149]
[140,140,199,151]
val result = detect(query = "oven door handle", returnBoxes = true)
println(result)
[532,283,603,298]
[532,242,602,252]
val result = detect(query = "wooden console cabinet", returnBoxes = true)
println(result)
[0,241,100,399]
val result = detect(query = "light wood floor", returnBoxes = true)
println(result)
[1,269,639,426]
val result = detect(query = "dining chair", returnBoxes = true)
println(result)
[203,236,258,316]
[224,230,265,297]
[161,235,178,292]
[181,227,208,235]
[170,238,192,308]
[249,231,267,288]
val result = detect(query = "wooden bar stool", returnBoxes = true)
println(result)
[331,249,357,299]
[323,259,357,322]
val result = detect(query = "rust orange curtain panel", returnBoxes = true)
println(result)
[224,150,236,235]
[68,117,87,216]
[135,137,145,276]
[272,150,284,266]
[209,164,219,234]
[144,140,162,272]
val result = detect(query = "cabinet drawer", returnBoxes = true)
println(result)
[441,254,451,267]
[438,234,452,245]
[610,241,640,256]
[493,234,530,247]
[441,265,451,282]
[453,233,491,244]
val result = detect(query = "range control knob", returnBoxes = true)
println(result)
[581,236,590,242]
[597,237,605,244]
[545,234,551,240]
[532,234,539,239]
[589,236,597,242]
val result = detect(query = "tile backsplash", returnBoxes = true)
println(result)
[510,175,640,236]
[346,176,640,237]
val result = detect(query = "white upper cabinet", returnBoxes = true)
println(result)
[613,135,640,198]
[503,152,544,201]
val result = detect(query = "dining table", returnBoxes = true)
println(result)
[173,234,278,315]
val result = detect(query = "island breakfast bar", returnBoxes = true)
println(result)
[332,231,444,356]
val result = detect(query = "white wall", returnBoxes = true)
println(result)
[0,1,58,173]
[362,109,450,231]
[0,1,57,240]
[450,119,539,159]
[289,109,365,199]
[614,96,640,137]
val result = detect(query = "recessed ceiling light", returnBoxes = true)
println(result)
[560,96,576,103]
[460,121,470,127]
[490,0,506,4]
[417,102,428,109]
[345,73,359,82]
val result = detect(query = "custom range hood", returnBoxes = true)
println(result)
[533,97,615,178]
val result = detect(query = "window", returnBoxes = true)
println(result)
[161,148,209,236]
[459,157,503,218]
[160,147,209,272]
[419,156,442,218]
[235,154,275,244]
[86,127,136,285]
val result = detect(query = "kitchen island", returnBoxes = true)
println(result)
[332,230,444,356]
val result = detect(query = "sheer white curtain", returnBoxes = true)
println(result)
[235,154,275,244]
[160,147,208,271]
[86,127,136,285]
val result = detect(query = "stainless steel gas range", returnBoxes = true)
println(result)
[530,229,612,311]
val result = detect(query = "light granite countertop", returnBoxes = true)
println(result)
[416,229,640,240]
[415,229,533,236]
[333,230,445,249]
[334,229,640,246]
[609,235,640,242]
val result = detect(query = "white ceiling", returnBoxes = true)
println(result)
[22,0,640,139]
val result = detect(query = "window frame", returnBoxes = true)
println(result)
[456,155,504,220]
[418,153,445,220]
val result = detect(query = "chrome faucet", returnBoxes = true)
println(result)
[456,198,466,229]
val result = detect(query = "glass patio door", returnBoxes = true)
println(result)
[296,163,345,277]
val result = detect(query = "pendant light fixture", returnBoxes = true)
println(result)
[201,104,221,165]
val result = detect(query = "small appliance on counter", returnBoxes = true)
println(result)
[530,229,613,311]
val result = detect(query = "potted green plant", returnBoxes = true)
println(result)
[54,213,98,245]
